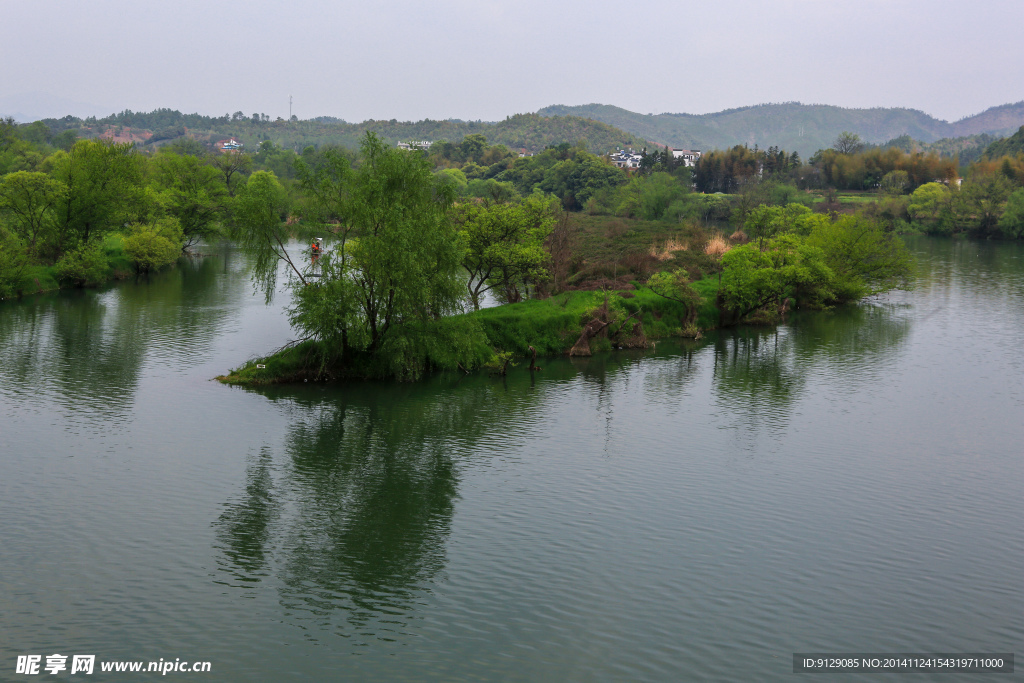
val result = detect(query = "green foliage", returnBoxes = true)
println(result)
[719,235,834,321]
[436,168,468,195]
[454,195,556,309]
[744,203,816,244]
[636,172,689,221]
[0,171,68,256]
[880,169,910,195]
[210,151,253,197]
[998,188,1024,239]
[805,216,913,301]
[908,182,952,233]
[47,139,147,254]
[341,134,465,352]
[498,144,627,210]
[465,178,518,201]
[270,133,479,379]
[122,218,184,273]
[983,125,1024,159]
[54,242,110,287]
[0,226,29,299]
[151,152,227,248]
[233,170,298,300]
[646,269,702,325]
[951,175,1013,237]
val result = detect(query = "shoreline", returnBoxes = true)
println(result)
[216,282,725,386]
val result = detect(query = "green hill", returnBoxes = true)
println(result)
[537,101,1024,157]
[39,110,647,156]
[983,125,1024,159]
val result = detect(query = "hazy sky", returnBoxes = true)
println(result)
[3,0,1022,123]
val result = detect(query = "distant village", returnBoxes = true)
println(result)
[396,140,702,167]
[608,148,701,169]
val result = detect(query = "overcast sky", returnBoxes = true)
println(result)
[2,0,1022,123]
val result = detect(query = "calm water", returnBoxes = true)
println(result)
[1,238,1022,681]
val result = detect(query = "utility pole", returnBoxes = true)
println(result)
[289,95,292,120]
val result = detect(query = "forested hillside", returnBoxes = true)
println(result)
[36,110,647,156]
[537,102,1024,157]
[983,126,1024,159]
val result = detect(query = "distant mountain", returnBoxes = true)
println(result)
[536,102,1024,157]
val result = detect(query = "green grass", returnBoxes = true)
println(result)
[219,280,724,385]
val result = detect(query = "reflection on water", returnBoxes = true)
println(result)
[209,297,919,638]
[0,253,252,428]
[214,377,552,638]
[709,300,913,445]
[214,446,279,582]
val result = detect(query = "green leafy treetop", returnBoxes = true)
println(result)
[238,132,476,379]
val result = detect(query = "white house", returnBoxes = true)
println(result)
[670,149,702,166]
[609,149,644,169]
[397,140,433,151]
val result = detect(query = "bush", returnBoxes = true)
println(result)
[0,226,29,299]
[122,218,183,273]
[55,243,109,287]
[998,188,1024,239]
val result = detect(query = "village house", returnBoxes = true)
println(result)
[608,149,644,169]
[215,138,243,153]
[670,148,702,166]
[397,140,433,151]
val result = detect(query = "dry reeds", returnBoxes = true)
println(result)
[649,238,689,261]
[704,234,731,258]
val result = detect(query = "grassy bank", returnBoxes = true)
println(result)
[218,283,722,386]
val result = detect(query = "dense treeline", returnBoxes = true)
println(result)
[35,109,646,157]
[0,117,274,297]
[879,133,996,166]
[417,129,1024,242]
[218,131,916,383]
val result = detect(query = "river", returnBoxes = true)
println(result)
[1,237,1021,681]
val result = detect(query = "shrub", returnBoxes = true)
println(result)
[55,243,109,287]
[122,217,183,273]
[0,227,29,299]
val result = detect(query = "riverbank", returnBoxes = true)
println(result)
[217,282,723,386]
[1,233,137,299]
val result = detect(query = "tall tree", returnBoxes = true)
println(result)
[0,171,68,256]
[47,140,145,254]
[152,152,228,249]
[234,170,303,301]
[832,131,864,155]
[454,195,555,309]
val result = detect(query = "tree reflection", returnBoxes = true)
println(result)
[214,377,543,637]
[712,301,913,439]
[0,253,248,420]
[213,446,279,583]
[211,298,916,635]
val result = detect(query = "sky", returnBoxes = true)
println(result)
[2,0,1022,124]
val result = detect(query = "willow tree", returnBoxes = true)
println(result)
[233,170,303,302]
[243,133,477,378]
